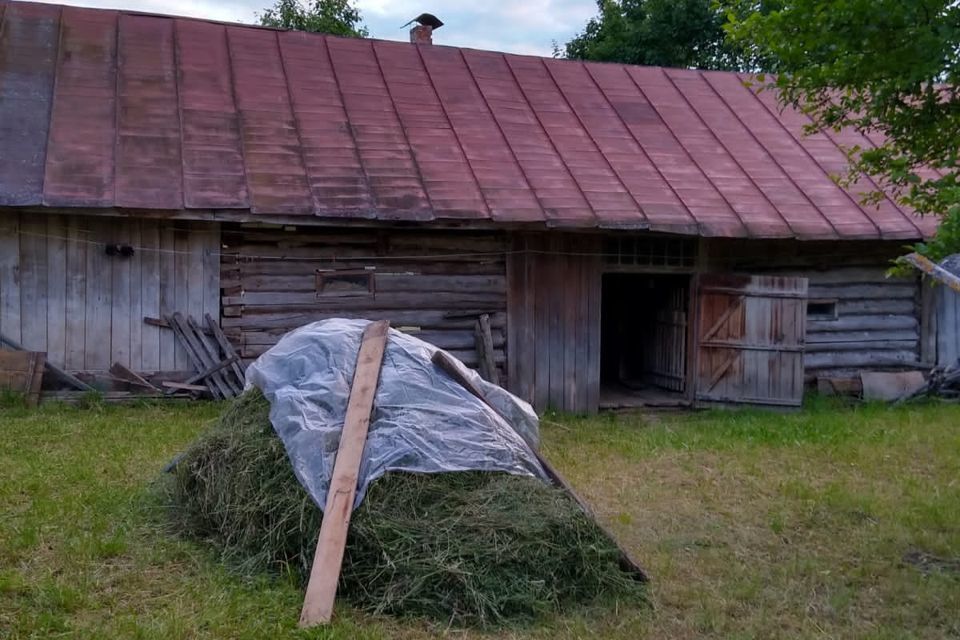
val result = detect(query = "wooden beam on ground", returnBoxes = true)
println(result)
[431,349,647,582]
[0,332,93,392]
[161,381,209,394]
[474,313,500,385]
[109,362,161,393]
[300,320,391,627]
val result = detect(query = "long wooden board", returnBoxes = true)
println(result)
[299,320,390,627]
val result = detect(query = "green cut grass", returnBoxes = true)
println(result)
[1,396,959,638]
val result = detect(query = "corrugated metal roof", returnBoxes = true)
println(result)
[0,0,937,239]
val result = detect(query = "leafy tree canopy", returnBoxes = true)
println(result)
[560,0,771,71]
[259,0,367,37]
[726,0,960,260]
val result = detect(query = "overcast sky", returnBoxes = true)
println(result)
[31,0,599,56]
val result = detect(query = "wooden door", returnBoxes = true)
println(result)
[640,285,688,392]
[694,274,808,407]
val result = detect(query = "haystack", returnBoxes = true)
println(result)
[168,389,645,626]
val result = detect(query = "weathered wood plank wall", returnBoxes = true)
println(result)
[221,227,508,379]
[507,234,601,415]
[709,240,922,377]
[0,213,219,372]
[931,284,960,365]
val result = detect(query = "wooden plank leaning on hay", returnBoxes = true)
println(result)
[431,349,647,582]
[300,320,391,627]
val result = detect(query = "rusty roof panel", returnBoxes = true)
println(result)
[374,40,489,220]
[279,31,374,217]
[176,20,248,209]
[226,27,312,215]
[43,5,117,207]
[507,55,642,228]
[0,1,58,206]
[115,14,183,209]
[420,45,544,223]
[0,1,933,239]
[673,70,836,240]
[329,37,431,220]
[546,59,694,232]
[464,50,594,225]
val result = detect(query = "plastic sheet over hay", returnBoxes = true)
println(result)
[169,390,646,626]
[244,319,545,510]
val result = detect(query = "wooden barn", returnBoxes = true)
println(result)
[0,0,950,412]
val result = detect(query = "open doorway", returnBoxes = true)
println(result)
[600,273,692,409]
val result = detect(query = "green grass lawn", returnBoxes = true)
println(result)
[1,396,959,639]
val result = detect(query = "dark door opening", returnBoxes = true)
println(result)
[600,273,691,409]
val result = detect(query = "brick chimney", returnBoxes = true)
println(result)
[410,24,432,45]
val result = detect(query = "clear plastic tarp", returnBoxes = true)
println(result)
[245,319,546,511]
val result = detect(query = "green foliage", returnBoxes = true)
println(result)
[168,390,644,627]
[258,0,367,37]
[725,0,960,260]
[559,0,773,71]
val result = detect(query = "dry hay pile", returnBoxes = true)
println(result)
[167,390,644,626]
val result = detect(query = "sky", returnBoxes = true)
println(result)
[29,0,600,56]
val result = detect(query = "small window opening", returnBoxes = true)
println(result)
[807,299,838,320]
[316,269,375,297]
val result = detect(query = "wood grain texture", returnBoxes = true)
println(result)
[225,228,508,381]
[694,274,808,407]
[64,217,86,370]
[299,320,390,627]
[0,214,21,344]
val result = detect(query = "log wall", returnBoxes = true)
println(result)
[221,227,508,378]
[708,239,923,377]
[0,213,219,372]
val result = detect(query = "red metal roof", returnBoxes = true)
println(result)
[0,0,936,239]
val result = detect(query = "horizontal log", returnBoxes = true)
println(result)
[235,260,505,277]
[221,310,508,331]
[807,315,918,333]
[805,340,917,353]
[806,329,919,344]
[384,235,506,253]
[804,350,919,369]
[835,299,915,316]
[229,230,381,245]
[224,291,505,310]
[230,246,504,262]
[807,283,917,300]
[756,267,909,285]
[235,273,506,294]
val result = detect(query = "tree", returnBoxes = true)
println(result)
[258,0,367,38]
[726,0,960,260]
[559,0,771,71]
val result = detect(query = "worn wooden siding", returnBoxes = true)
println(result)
[221,227,508,377]
[930,284,960,365]
[694,274,807,406]
[0,213,219,372]
[507,234,601,415]
[708,240,922,376]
